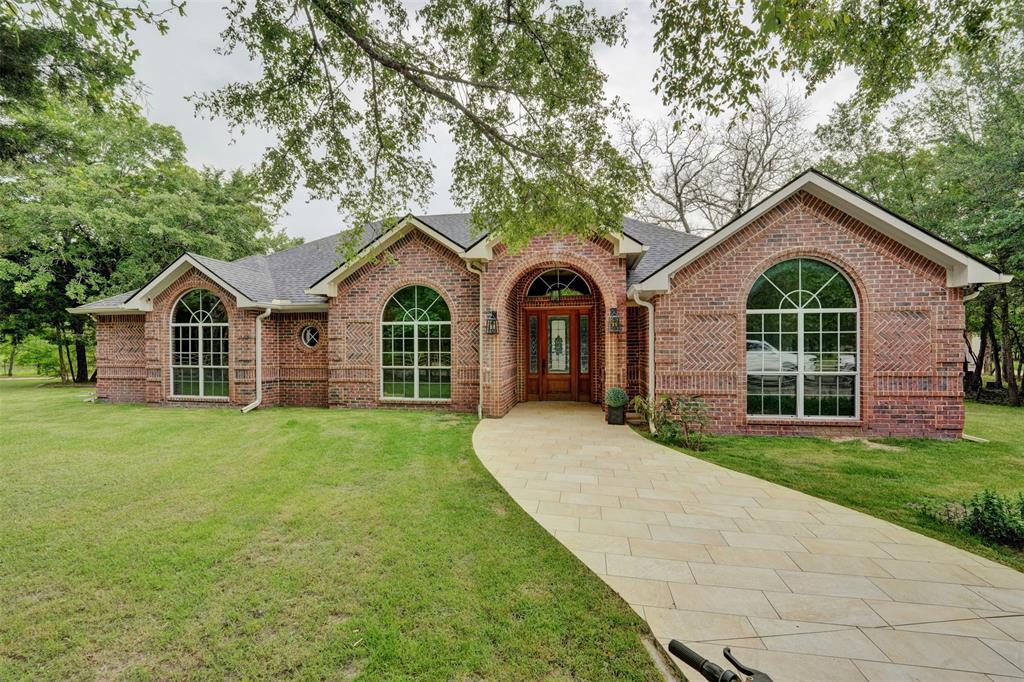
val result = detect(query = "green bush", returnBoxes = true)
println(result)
[604,387,629,408]
[631,394,711,451]
[917,489,1024,549]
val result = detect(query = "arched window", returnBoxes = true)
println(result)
[746,258,858,419]
[171,289,229,397]
[527,268,591,300]
[381,285,451,399]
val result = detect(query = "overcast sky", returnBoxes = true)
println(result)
[131,1,857,243]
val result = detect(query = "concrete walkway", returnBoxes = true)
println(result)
[473,403,1024,682]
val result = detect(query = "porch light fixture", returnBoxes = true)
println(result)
[608,307,622,333]
[484,310,498,335]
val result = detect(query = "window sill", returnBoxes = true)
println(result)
[380,397,452,404]
[169,396,231,402]
[745,416,862,427]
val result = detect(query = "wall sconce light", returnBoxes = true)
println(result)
[608,307,622,333]
[484,310,498,335]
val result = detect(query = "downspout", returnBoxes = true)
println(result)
[466,262,485,419]
[632,291,656,435]
[241,307,272,413]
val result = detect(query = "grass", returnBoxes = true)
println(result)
[0,381,662,681]
[653,401,1024,571]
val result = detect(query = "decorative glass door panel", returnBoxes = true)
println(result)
[547,316,570,373]
[524,308,592,402]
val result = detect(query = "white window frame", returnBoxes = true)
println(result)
[379,286,452,402]
[745,258,860,421]
[170,289,230,399]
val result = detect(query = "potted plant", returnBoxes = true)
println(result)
[604,387,629,425]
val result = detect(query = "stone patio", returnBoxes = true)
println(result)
[473,402,1024,681]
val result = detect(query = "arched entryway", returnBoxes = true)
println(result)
[518,267,603,403]
[480,245,628,418]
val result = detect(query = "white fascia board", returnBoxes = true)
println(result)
[305,216,467,297]
[633,170,1010,294]
[125,254,257,311]
[461,235,495,262]
[67,305,145,315]
[611,232,647,258]
[238,301,329,312]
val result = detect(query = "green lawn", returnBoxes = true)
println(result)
[0,381,662,680]
[659,402,1024,571]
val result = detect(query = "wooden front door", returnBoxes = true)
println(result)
[524,307,593,402]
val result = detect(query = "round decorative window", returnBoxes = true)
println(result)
[300,325,320,348]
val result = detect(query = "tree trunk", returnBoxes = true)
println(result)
[74,338,88,383]
[999,288,1020,406]
[4,335,16,376]
[54,325,68,383]
[63,341,74,383]
[975,302,992,398]
[988,311,1003,387]
[963,331,979,392]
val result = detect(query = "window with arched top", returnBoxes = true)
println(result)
[171,289,229,397]
[746,258,858,419]
[381,285,451,399]
[527,268,591,300]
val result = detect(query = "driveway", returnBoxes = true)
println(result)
[473,403,1024,681]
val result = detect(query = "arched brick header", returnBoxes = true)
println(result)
[479,235,629,417]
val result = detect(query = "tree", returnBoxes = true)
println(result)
[2,1,181,105]
[818,37,1024,406]
[653,0,1024,118]
[621,88,811,233]
[0,101,295,382]
[192,0,638,251]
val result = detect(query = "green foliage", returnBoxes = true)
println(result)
[10,335,62,376]
[603,386,629,407]
[195,0,640,254]
[918,489,1024,549]
[631,394,711,451]
[653,0,1024,117]
[0,95,295,380]
[2,0,183,106]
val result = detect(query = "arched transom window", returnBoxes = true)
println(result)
[381,285,451,399]
[171,289,229,397]
[746,258,858,419]
[527,268,591,300]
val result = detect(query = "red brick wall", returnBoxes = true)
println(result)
[480,235,629,416]
[274,313,329,407]
[626,305,648,401]
[651,191,965,438]
[94,314,147,403]
[328,230,480,411]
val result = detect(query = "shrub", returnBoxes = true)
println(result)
[604,387,629,408]
[917,489,1024,549]
[631,394,711,451]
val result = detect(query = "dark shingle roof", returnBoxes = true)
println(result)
[76,214,701,310]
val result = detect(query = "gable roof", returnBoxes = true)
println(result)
[630,169,1012,295]
[70,214,695,313]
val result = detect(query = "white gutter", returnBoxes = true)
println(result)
[466,262,485,419]
[963,285,985,303]
[241,307,272,413]
[632,291,656,435]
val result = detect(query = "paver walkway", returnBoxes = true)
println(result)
[473,402,1024,681]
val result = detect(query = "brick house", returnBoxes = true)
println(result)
[72,170,1011,438]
